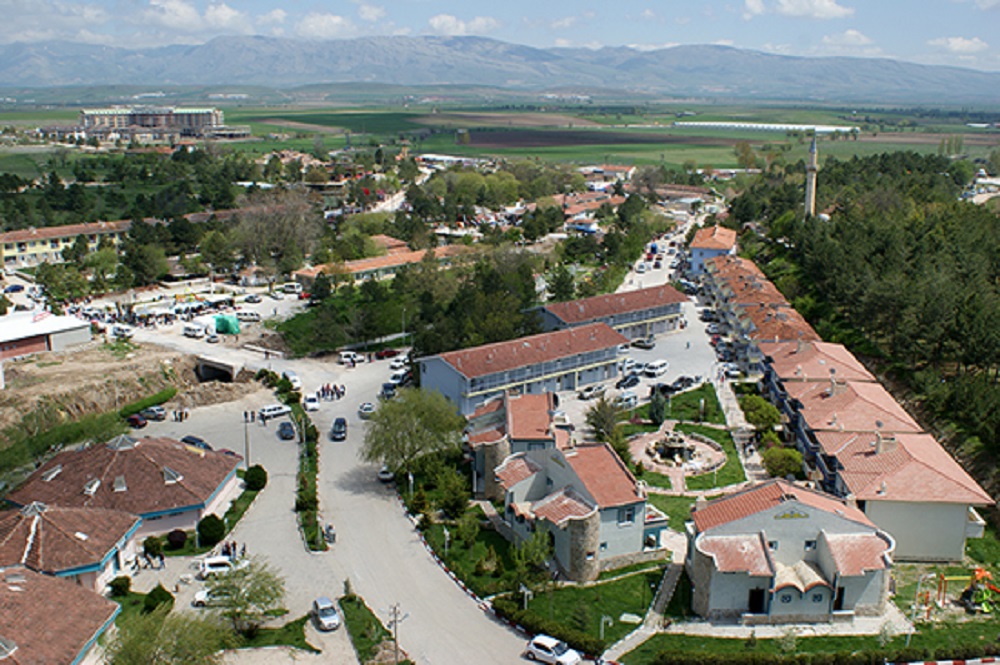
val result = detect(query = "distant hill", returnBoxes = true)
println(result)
[1,36,998,104]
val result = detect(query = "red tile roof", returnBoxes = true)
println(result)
[436,323,627,379]
[692,479,873,532]
[0,220,130,244]
[691,225,737,251]
[532,487,595,525]
[737,303,820,343]
[0,504,139,575]
[697,534,772,576]
[370,234,410,254]
[705,255,765,281]
[0,566,118,664]
[467,427,505,448]
[822,533,892,576]
[565,443,640,508]
[543,285,686,325]
[495,455,541,490]
[7,436,240,516]
[760,341,876,383]
[785,381,921,435]
[724,277,788,306]
[507,393,557,441]
[815,431,993,505]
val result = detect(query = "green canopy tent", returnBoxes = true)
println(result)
[214,314,241,335]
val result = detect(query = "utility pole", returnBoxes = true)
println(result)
[243,418,251,469]
[386,603,408,665]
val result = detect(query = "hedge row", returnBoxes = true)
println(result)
[492,595,605,657]
[118,387,178,418]
[650,643,1000,665]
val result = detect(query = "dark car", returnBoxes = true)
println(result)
[379,383,397,400]
[3,284,24,294]
[126,413,147,429]
[375,348,399,359]
[181,435,213,451]
[616,373,641,390]
[330,417,348,442]
[650,383,675,398]
[277,421,296,441]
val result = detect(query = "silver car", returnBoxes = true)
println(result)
[312,596,341,631]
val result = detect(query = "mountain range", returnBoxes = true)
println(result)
[2,36,999,105]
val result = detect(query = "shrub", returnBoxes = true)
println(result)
[436,469,469,520]
[108,576,131,597]
[761,446,804,479]
[165,529,188,550]
[142,535,163,558]
[244,464,268,491]
[410,487,428,515]
[119,387,178,418]
[197,514,225,547]
[255,368,278,386]
[143,584,174,614]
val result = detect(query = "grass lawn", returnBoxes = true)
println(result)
[646,495,696,532]
[112,591,155,626]
[164,470,258,557]
[527,568,665,646]
[242,615,319,653]
[678,424,746,491]
[664,384,725,425]
[424,515,517,598]
[340,594,392,662]
[638,468,672,490]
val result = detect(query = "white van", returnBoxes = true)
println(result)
[644,360,669,377]
[282,282,303,295]
[197,555,247,580]
[259,404,292,420]
[183,324,205,339]
[282,371,302,391]
[339,351,363,365]
[235,310,261,323]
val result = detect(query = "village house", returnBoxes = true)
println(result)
[689,225,738,275]
[686,480,894,624]
[6,435,241,537]
[497,443,667,582]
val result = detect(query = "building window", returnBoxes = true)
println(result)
[768,541,779,551]
[585,551,595,561]
[812,593,824,603]
[617,506,635,525]
[804,540,817,551]
[600,542,608,552]
[780,594,792,604]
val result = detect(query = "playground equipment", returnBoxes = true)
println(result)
[937,568,1000,614]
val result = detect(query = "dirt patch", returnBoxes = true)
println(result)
[259,119,348,134]
[855,131,1000,147]
[466,128,739,149]
[412,112,602,129]
[0,340,260,439]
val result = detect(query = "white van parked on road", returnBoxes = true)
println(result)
[644,360,669,377]
[183,324,205,339]
[235,310,261,323]
[339,351,363,365]
[282,282,303,295]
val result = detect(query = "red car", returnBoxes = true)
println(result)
[375,348,399,359]
[126,413,147,429]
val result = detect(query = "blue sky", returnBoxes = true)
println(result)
[3,0,998,71]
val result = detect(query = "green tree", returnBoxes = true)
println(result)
[437,467,469,519]
[105,604,233,665]
[548,264,575,302]
[199,230,235,274]
[586,396,620,443]
[649,390,667,426]
[739,395,781,432]
[311,273,332,302]
[62,234,90,266]
[761,446,803,479]
[360,388,465,474]
[511,528,553,589]
[455,509,480,548]
[197,514,225,547]
[208,556,286,637]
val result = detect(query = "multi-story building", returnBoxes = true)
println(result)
[80,106,224,137]
[689,225,737,275]
[536,284,687,341]
[0,220,130,269]
[419,323,628,415]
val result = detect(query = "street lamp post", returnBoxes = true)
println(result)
[243,418,251,469]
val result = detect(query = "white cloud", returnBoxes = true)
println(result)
[628,41,680,51]
[144,0,201,31]
[928,36,989,53]
[296,12,353,39]
[641,9,656,19]
[975,0,1000,8]
[356,3,386,22]
[554,38,572,47]
[822,29,872,46]
[713,39,735,46]
[427,14,499,36]
[551,16,578,29]
[775,0,854,19]
[204,3,252,32]
[256,9,286,26]
[743,0,765,19]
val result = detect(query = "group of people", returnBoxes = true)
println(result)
[318,383,346,400]
[173,408,190,422]
[221,540,246,560]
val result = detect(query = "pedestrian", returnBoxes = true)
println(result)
[158,552,165,569]
[261,414,267,426]
[184,408,190,421]
[251,410,255,423]
[240,543,246,558]
[340,384,346,397]
[686,341,691,349]
[222,542,230,557]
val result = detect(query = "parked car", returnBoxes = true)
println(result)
[140,405,167,421]
[126,413,147,429]
[277,421,296,440]
[303,395,320,412]
[375,348,399,359]
[245,293,262,304]
[578,384,606,400]
[389,357,408,371]
[614,391,639,410]
[631,336,656,350]
[192,588,227,608]
[645,359,669,377]
[312,596,341,631]
[181,435,212,451]
[616,373,641,390]
[358,402,376,419]
[197,556,247,580]
[377,465,395,483]
[3,284,24,294]
[205,333,220,344]
[281,371,302,391]
[269,290,284,300]
[706,323,721,335]
[339,351,364,365]
[330,417,348,442]
[259,404,292,420]
[524,634,582,664]
[379,383,397,400]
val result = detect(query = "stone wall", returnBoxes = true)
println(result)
[567,512,601,582]
[483,438,512,502]
[599,548,669,573]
